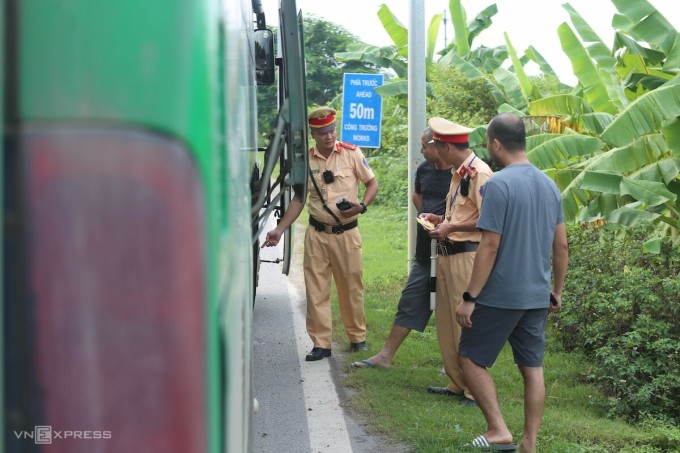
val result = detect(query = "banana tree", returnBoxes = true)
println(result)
[335,2,503,97]
[527,81,680,239]
[510,0,680,243]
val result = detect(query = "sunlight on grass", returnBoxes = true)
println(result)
[328,206,675,453]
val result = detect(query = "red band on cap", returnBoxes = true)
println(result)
[433,132,469,144]
[309,114,336,128]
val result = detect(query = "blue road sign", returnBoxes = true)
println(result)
[341,73,383,148]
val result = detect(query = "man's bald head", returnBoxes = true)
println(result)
[487,113,526,152]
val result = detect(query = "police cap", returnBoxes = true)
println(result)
[308,107,337,133]
[428,117,473,144]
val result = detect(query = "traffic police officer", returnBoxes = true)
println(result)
[263,107,379,361]
[420,117,493,405]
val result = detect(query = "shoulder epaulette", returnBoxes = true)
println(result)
[337,141,357,151]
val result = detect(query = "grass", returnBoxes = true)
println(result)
[322,206,678,453]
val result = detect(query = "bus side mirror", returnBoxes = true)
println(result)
[254,29,275,86]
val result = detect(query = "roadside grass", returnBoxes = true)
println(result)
[328,206,675,453]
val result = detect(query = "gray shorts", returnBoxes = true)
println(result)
[459,304,548,368]
[393,260,433,332]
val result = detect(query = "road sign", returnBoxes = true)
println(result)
[340,73,383,148]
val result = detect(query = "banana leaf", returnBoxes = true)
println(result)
[527,133,561,150]
[642,237,662,254]
[468,125,487,149]
[611,0,677,55]
[553,165,592,219]
[631,157,680,187]
[554,134,671,219]
[558,23,620,114]
[605,206,660,227]
[662,74,680,87]
[497,103,525,115]
[493,68,526,111]
[336,44,407,78]
[374,79,408,97]
[622,73,672,93]
[578,112,615,135]
[427,14,443,67]
[465,45,508,73]
[580,167,677,210]
[449,0,469,57]
[528,94,593,116]
[563,3,618,70]
[504,33,531,103]
[664,117,680,157]
[377,4,408,57]
[582,193,620,221]
[581,170,623,194]
[467,4,497,44]
[663,33,680,70]
[527,134,603,169]
[614,32,666,66]
[620,178,677,207]
[601,84,680,147]
[524,46,558,78]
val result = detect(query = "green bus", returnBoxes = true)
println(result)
[2,0,307,451]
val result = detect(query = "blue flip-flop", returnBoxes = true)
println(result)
[350,359,376,369]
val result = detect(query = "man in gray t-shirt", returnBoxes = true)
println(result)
[474,163,564,310]
[455,113,569,453]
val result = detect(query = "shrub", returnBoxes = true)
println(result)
[551,224,680,423]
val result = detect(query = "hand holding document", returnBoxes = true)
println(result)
[416,216,435,231]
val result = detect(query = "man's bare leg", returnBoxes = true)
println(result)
[460,355,514,445]
[517,366,545,453]
[352,324,411,368]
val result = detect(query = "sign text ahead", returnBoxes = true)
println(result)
[341,73,383,148]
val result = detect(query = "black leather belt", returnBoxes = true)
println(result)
[437,240,479,256]
[309,216,358,234]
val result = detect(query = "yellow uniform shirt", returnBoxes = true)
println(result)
[444,153,493,242]
[307,142,375,225]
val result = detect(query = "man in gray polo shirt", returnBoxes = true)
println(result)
[456,113,569,453]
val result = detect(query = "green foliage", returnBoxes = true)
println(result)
[256,16,376,147]
[367,98,409,209]
[427,64,499,127]
[326,208,680,452]
[552,223,680,423]
[368,155,408,210]
[304,15,378,106]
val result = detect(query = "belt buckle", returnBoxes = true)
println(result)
[324,225,334,234]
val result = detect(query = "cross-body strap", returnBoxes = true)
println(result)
[308,167,342,225]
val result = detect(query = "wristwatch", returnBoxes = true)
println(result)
[360,202,367,214]
[462,291,477,303]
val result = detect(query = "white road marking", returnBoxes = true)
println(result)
[286,279,353,453]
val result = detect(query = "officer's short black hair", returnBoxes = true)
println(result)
[488,113,526,152]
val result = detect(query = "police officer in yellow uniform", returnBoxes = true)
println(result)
[420,117,493,405]
[263,107,379,361]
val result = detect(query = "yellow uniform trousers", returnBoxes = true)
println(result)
[303,226,365,349]
[435,251,476,400]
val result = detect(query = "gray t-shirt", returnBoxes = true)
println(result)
[476,163,564,309]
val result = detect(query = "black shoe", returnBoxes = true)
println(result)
[458,397,478,407]
[350,341,368,352]
[305,347,331,361]
[427,386,459,396]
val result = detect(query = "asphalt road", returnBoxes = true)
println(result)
[253,224,407,453]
